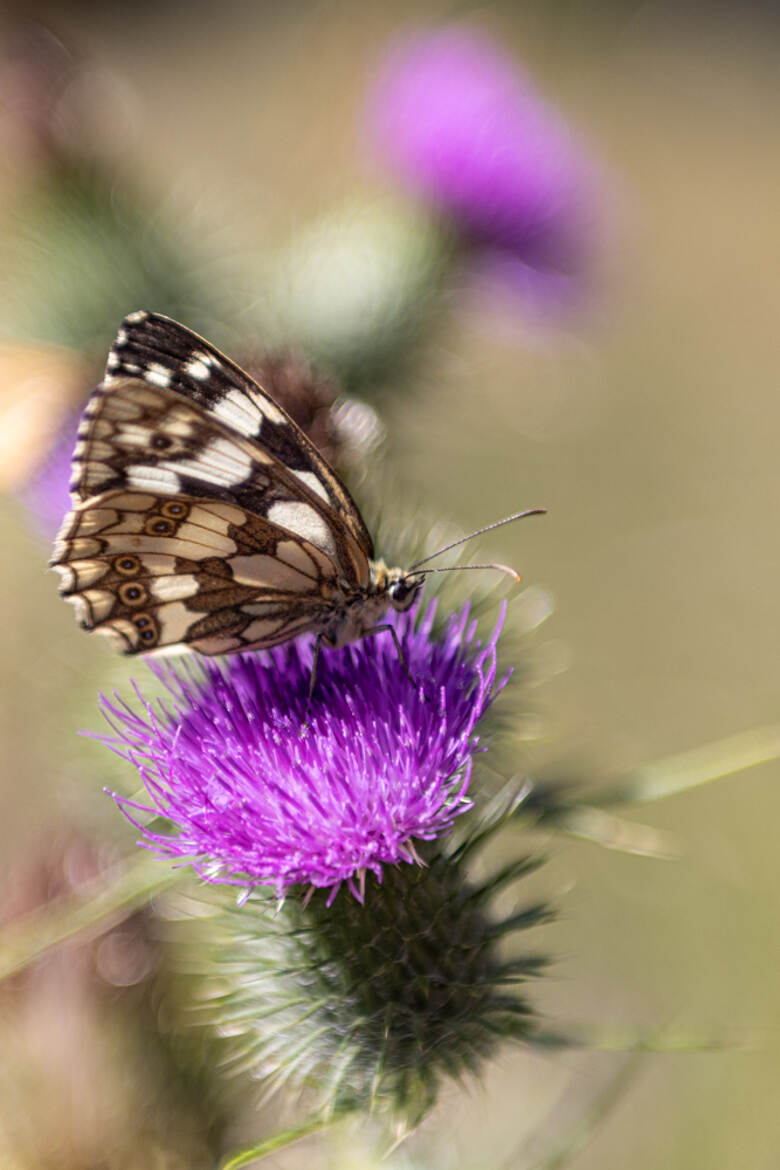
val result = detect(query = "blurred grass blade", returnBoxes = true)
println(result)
[533,803,675,857]
[532,1021,741,1053]
[0,852,180,982]
[219,1118,329,1169]
[596,724,780,806]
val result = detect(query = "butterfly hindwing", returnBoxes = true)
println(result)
[52,490,335,654]
[97,310,374,559]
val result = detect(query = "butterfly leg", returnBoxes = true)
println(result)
[362,624,427,697]
[301,633,325,731]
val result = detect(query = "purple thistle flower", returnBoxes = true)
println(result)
[100,602,508,904]
[367,27,601,315]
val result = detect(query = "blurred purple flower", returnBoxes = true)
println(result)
[101,602,507,903]
[368,27,601,314]
[16,412,77,538]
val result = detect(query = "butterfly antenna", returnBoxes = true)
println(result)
[415,562,522,583]
[408,508,546,572]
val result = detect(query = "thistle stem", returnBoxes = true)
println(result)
[595,723,780,806]
[0,852,181,983]
[219,1116,333,1169]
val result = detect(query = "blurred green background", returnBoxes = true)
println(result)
[1,1,779,1167]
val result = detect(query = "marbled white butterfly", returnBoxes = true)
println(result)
[52,312,542,664]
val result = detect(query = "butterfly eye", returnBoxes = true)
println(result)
[389,577,421,613]
[151,434,173,451]
[114,555,141,577]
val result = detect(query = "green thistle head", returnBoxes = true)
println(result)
[200,835,549,1128]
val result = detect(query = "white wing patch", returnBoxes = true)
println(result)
[291,469,331,503]
[127,465,182,493]
[266,501,337,556]
[150,575,200,601]
[211,387,264,437]
[186,353,215,381]
[144,363,172,388]
[252,394,285,426]
[110,424,153,448]
[161,438,253,487]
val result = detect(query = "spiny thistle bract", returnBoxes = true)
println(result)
[195,835,550,1125]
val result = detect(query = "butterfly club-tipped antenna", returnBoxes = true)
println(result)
[406,508,547,584]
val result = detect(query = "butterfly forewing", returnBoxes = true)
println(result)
[53,312,384,656]
[68,370,371,579]
[91,310,374,559]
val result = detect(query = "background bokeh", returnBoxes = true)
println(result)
[1,2,779,1167]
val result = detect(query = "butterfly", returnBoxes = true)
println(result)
[51,312,543,671]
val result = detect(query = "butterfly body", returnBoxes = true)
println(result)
[317,561,416,649]
[52,312,421,657]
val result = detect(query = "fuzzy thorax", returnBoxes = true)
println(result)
[321,559,423,649]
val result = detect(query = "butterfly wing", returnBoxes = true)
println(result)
[53,312,378,655]
[52,490,337,654]
[86,310,375,560]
